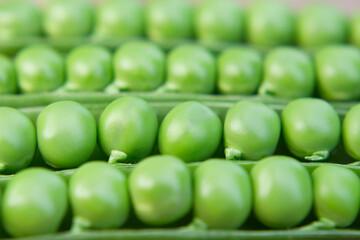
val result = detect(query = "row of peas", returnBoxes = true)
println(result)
[2,155,359,238]
[2,96,360,174]
[1,42,360,101]
[0,0,359,48]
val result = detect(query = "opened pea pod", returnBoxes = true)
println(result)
[0,54,16,94]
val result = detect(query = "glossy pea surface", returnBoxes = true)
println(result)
[98,96,158,162]
[343,104,360,160]
[315,46,360,101]
[165,45,216,93]
[94,0,144,38]
[218,47,262,95]
[44,0,93,37]
[15,45,64,93]
[0,107,36,174]
[70,161,130,230]
[258,47,315,98]
[195,0,244,42]
[112,41,165,91]
[0,55,16,94]
[194,159,252,229]
[129,155,192,226]
[282,98,340,160]
[251,156,312,228]
[37,101,97,169]
[2,168,68,237]
[66,45,112,91]
[158,101,222,162]
[312,165,360,227]
[224,100,281,160]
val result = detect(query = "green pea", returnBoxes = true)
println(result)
[217,47,262,95]
[15,45,64,93]
[162,45,216,93]
[282,98,340,161]
[246,0,294,46]
[195,0,244,42]
[98,96,158,163]
[44,0,93,37]
[158,101,222,162]
[312,165,360,227]
[0,54,16,94]
[297,3,347,47]
[0,0,41,39]
[110,41,165,92]
[343,104,360,160]
[315,46,360,101]
[194,159,252,229]
[350,11,360,47]
[258,47,315,98]
[146,0,193,41]
[2,168,68,237]
[37,101,97,169]
[94,0,144,39]
[129,155,192,226]
[70,161,130,230]
[251,156,312,228]
[0,107,36,174]
[65,45,112,91]
[224,100,281,160]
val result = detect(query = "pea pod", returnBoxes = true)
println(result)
[0,54,16,94]
[94,0,144,39]
[129,155,192,226]
[195,0,244,43]
[217,47,262,95]
[15,45,64,93]
[37,101,97,169]
[2,168,68,237]
[282,98,340,161]
[251,156,312,228]
[315,46,360,101]
[194,159,252,229]
[297,3,347,47]
[258,47,315,98]
[69,161,130,230]
[224,100,281,160]
[158,101,222,162]
[343,104,360,160]
[98,96,158,163]
[0,107,36,174]
[44,0,93,37]
[351,11,360,47]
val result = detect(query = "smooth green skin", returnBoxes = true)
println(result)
[224,100,281,160]
[0,0,41,39]
[312,165,360,227]
[129,155,192,226]
[258,47,315,98]
[0,55,16,94]
[44,0,93,37]
[0,107,36,174]
[282,98,341,160]
[297,3,347,47]
[343,104,360,160]
[146,0,194,41]
[94,0,144,38]
[98,96,158,162]
[158,101,222,163]
[2,168,68,237]
[15,45,64,93]
[66,45,112,91]
[315,46,360,101]
[165,45,216,93]
[194,159,252,229]
[37,101,97,169]
[195,0,244,42]
[112,41,165,91]
[70,161,130,229]
[350,12,360,47]
[217,47,262,95]
[246,0,295,46]
[251,156,312,229]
